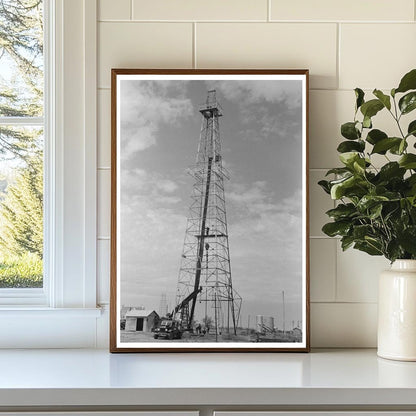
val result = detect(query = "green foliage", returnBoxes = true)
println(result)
[0,252,42,288]
[0,0,44,288]
[0,0,43,162]
[0,154,43,258]
[320,68,416,262]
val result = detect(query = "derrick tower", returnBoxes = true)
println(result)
[176,90,242,336]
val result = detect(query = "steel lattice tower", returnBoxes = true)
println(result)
[176,90,242,336]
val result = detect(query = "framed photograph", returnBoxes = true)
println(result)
[110,69,309,352]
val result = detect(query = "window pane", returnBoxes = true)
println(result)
[0,126,43,288]
[0,0,44,117]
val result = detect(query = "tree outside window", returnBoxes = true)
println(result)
[0,0,44,288]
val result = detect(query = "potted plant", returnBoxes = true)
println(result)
[319,68,416,361]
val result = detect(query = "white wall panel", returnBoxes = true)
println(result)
[310,239,336,302]
[196,23,338,89]
[270,0,415,21]
[98,89,111,168]
[95,0,416,348]
[340,24,416,90]
[311,303,377,347]
[133,0,267,21]
[336,245,389,303]
[98,22,193,89]
[99,0,131,21]
[97,169,111,239]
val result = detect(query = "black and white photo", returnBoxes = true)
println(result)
[110,70,309,352]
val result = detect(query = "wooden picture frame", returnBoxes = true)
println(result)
[110,69,310,352]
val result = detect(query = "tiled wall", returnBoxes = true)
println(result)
[96,0,416,347]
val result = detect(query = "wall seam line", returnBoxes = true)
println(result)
[193,22,197,68]
[96,19,416,23]
[96,19,416,24]
[267,0,271,22]
[311,302,378,305]
[336,22,340,90]
[333,233,338,303]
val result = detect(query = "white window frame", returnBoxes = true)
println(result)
[0,0,101,348]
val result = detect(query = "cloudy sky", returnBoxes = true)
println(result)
[119,78,304,329]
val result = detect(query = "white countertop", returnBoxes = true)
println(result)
[0,349,416,407]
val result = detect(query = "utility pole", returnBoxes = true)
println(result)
[282,290,286,335]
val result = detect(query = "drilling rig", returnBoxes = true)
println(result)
[174,90,242,338]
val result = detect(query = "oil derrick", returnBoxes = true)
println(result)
[176,90,242,336]
[159,293,168,317]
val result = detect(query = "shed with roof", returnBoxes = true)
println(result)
[125,309,159,332]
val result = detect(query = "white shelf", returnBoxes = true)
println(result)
[0,349,415,408]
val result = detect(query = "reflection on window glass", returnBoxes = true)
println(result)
[0,0,44,289]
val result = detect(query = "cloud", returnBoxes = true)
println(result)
[156,179,178,194]
[120,168,186,307]
[119,80,193,160]
[213,80,302,109]
[226,181,303,313]
[206,80,303,144]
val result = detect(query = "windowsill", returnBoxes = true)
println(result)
[0,307,106,348]
[0,349,415,409]
[0,307,102,317]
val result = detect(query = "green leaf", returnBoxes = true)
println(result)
[337,140,365,153]
[386,240,402,262]
[322,221,351,237]
[369,203,383,220]
[395,69,416,94]
[407,120,416,137]
[362,115,372,129]
[341,122,360,140]
[387,138,408,155]
[398,227,416,255]
[399,91,416,115]
[355,88,365,110]
[389,139,408,155]
[318,180,331,194]
[399,154,416,169]
[353,158,366,174]
[371,137,402,154]
[353,224,373,239]
[341,235,355,251]
[339,151,360,166]
[325,167,351,176]
[354,241,383,256]
[366,129,387,145]
[330,176,357,199]
[326,203,356,220]
[330,175,368,200]
[360,99,384,119]
[378,162,406,181]
[373,89,391,110]
[357,195,389,211]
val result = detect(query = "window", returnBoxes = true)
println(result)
[0,0,45,292]
[0,0,101,347]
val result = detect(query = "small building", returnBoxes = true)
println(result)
[292,327,302,337]
[125,309,159,332]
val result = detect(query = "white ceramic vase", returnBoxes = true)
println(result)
[378,259,416,361]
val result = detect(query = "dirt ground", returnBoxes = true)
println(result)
[120,329,301,343]
[120,329,252,343]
